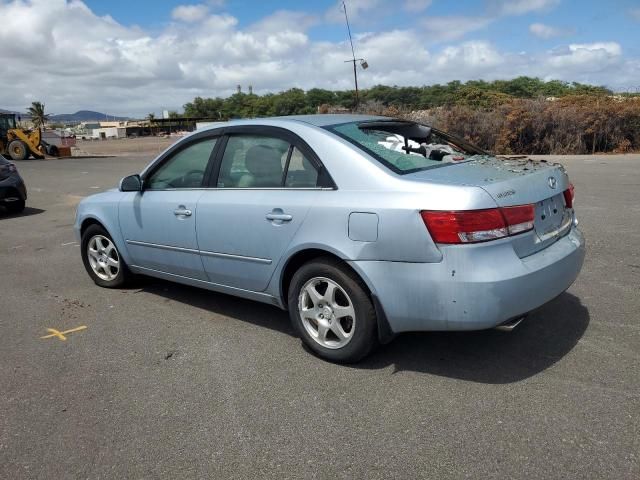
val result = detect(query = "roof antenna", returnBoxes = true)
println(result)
[342,1,368,110]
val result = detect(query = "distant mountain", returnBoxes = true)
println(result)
[0,108,23,115]
[1,108,130,122]
[50,110,129,122]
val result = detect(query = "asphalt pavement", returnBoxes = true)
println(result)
[1,154,638,479]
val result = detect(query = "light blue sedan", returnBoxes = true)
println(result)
[74,115,585,362]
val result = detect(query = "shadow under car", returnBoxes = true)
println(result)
[128,278,589,383]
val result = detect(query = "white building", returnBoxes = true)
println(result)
[91,127,126,139]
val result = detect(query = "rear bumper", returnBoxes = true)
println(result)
[350,226,585,333]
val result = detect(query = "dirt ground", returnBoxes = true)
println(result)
[74,136,178,157]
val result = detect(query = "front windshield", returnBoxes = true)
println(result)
[326,121,477,174]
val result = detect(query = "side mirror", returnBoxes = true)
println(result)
[119,174,142,192]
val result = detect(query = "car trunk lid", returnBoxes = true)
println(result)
[407,155,573,257]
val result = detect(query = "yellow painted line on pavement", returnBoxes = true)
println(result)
[40,325,87,341]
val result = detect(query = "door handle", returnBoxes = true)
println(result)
[266,213,292,221]
[174,207,192,217]
[266,210,292,222]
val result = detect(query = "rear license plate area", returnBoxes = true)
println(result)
[534,194,569,240]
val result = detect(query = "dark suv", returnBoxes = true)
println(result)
[0,154,27,213]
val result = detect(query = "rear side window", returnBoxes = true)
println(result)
[326,121,473,174]
[284,147,318,188]
[217,135,319,188]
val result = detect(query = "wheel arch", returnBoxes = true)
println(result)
[80,217,107,236]
[278,247,395,344]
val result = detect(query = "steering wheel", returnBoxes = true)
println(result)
[167,169,204,188]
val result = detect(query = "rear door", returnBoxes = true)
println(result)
[196,126,328,292]
[118,135,219,280]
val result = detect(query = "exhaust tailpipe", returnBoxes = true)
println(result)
[494,316,526,332]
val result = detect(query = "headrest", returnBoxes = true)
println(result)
[245,145,283,176]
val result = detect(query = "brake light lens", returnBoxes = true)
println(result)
[502,205,535,235]
[421,204,535,244]
[563,183,575,208]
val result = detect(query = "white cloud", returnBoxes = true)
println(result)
[422,16,492,42]
[490,0,560,16]
[434,41,504,71]
[547,42,622,70]
[629,8,640,21]
[403,0,432,12]
[325,0,383,23]
[171,4,209,23]
[422,1,561,44]
[0,1,636,116]
[529,23,574,39]
[250,10,318,33]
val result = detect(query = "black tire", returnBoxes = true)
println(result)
[81,224,132,288]
[6,198,25,214]
[288,257,378,363]
[8,140,28,161]
[46,144,59,156]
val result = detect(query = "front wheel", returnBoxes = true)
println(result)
[81,224,132,288]
[288,257,378,363]
[8,140,28,161]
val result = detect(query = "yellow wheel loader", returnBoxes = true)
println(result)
[0,113,46,160]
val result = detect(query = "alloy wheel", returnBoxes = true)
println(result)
[298,277,356,349]
[87,235,120,282]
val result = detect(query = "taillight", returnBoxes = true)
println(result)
[501,205,535,235]
[421,204,535,244]
[563,183,575,208]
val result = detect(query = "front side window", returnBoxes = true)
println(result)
[146,138,217,189]
[217,135,318,188]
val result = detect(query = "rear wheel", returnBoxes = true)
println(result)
[81,224,132,288]
[8,140,28,161]
[288,257,378,363]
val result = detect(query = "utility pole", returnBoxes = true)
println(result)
[342,1,368,109]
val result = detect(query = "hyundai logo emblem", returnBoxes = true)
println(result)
[548,176,557,189]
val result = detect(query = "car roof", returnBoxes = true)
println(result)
[271,114,392,127]
[199,114,393,130]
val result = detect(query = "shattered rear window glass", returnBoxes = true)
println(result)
[326,121,470,174]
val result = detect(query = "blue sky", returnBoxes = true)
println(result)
[83,0,640,56]
[1,0,639,116]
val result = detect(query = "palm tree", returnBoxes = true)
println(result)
[27,101,49,131]
[146,113,156,135]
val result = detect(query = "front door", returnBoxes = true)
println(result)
[196,133,321,291]
[118,137,218,280]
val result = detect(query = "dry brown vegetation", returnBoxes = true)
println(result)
[383,96,640,155]
[184,77,639,155]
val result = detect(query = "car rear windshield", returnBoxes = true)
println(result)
[325,120,478,174]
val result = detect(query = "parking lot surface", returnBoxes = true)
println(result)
[1,153,638,479]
